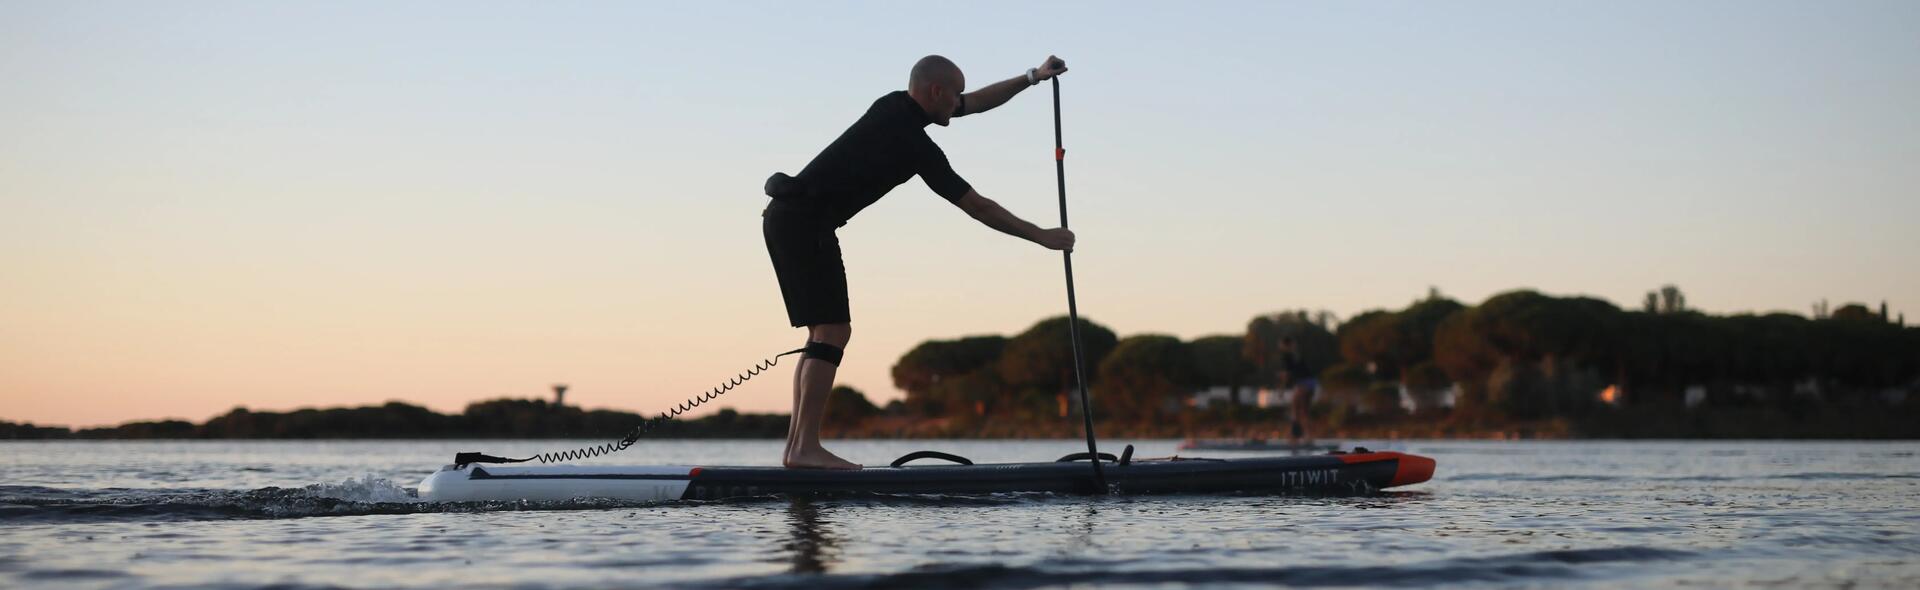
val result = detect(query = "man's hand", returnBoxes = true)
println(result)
[1036,227,1075,251]
[1035,56,1068,82]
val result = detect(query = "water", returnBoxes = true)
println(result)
[3,439,1917,589]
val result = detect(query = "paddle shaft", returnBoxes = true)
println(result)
[1051,77,1107,493]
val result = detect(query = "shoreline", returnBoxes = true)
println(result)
[8,397,1916,442]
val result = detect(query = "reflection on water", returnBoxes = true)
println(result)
[782,498,838,574]
[1071,503,1098,549]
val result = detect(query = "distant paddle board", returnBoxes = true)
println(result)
[1177,439,1343,452]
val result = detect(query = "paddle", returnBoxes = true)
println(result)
[1051,75,1107,494]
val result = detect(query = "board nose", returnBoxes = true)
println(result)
[1390,453,1436,488]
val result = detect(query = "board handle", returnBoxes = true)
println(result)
[1055,451,1120,463]
[889,450,975,468]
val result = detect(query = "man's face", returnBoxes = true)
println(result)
[930,73,964,126]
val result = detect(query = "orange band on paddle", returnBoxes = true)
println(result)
[1055,148,1065,161]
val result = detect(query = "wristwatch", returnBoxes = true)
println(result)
[1026,67,1039,86]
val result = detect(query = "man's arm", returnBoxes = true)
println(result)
[959,56,1068,116]
[955,190,1075,250]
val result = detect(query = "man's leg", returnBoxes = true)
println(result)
[1289,386,1307,444]
[785,322,859,469]
[785,354,804,460]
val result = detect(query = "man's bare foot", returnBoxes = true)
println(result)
[784,446,861,470]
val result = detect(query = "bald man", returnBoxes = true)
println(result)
[763,55,1073,469]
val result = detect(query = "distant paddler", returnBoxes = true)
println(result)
[1278,336,1319,446]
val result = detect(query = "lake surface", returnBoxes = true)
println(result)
[3,439,1917,589]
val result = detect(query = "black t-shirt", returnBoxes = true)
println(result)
[1281,351,1316,385]
[790,91,972,226]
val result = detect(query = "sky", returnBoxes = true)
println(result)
[3,1,1916,428]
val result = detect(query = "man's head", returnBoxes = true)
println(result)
[908,55,964,126]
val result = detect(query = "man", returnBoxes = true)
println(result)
[764,55,1075,469]
[1277,337,1318,445]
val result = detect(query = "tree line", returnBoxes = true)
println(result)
[0,399,799,440]
[890,287,1920,435]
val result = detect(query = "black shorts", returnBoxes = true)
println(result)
[763,205,850,327]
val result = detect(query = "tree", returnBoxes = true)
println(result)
[1402,361,1452,413]
[1398,296,1466,368]
[1814,309,1916,391]
[929,368,1009,419]
[997,316,1119,397]
[1433,307,1498,411]
[1096,335,1200,422]
[1335,295,1466,384]
[1487,358,1551,418]
[1190,334,1255,405]
[1832,303,1881,323]
[827,385,880,424]
[1243,316,1278,379]
[892,335,1007,396]
[1319,362,1370,410]
[1338,310,1401,378]
[1365,382,1405,416]
[1646,284,1687,314]
[1428,290,1626,416]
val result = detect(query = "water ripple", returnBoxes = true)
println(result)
[707,547,1698,589]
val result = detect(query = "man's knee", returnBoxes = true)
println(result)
[807,323,851,347]
[800,323,851,367]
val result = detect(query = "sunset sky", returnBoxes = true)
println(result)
[4,1,1916,427]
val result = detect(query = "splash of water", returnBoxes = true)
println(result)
[302,474,420,503]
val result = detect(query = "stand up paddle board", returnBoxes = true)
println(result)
[417,449,1434,502]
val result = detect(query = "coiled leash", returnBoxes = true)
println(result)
[451,341,843,467]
